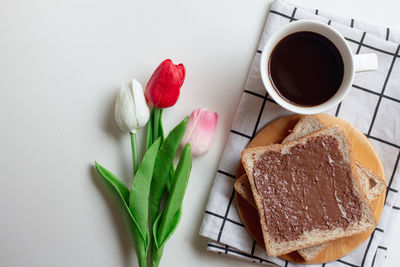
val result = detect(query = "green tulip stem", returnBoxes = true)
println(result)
[153,108,161,142]
[130,132,138,175]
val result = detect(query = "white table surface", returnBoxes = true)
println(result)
[1,0,399,266]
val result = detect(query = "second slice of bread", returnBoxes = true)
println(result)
[241,125,376,256]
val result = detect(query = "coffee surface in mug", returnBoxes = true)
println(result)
[268,31,344,106]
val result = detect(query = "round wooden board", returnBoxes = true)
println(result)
[235,114,386,264]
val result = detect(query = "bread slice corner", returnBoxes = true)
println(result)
[282,115,324,143]
[234,174,255,207]
[355,162,386,202]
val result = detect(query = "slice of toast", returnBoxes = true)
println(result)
[241,125,376,256]
[235,116,384,260]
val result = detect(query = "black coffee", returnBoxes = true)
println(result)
[268,31,344,106]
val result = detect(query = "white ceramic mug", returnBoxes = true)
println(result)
[260,20,378,114]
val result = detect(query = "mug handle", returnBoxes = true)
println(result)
[353,53,378,72]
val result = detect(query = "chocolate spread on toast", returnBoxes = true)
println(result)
[252,136,362,241]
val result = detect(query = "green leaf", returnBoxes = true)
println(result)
[129,138,161,248]
[152,210,163,250]
[155,144,192,248]
[167,167,175,192]
[150,117,189,223]
[151,208,182,267]
[94,162,145,243]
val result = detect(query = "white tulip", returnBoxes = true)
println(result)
[115,79,150,133]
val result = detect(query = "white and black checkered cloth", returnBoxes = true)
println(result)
[199,1,400,266]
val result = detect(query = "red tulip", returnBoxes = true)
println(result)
[145,59,186,108]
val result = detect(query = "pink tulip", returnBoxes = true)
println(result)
[182,108,218,156]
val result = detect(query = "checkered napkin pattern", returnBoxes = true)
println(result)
[199,1,400,266]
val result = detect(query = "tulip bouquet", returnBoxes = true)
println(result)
[94,59,218,267]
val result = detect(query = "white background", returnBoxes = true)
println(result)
[0,0,399,266]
